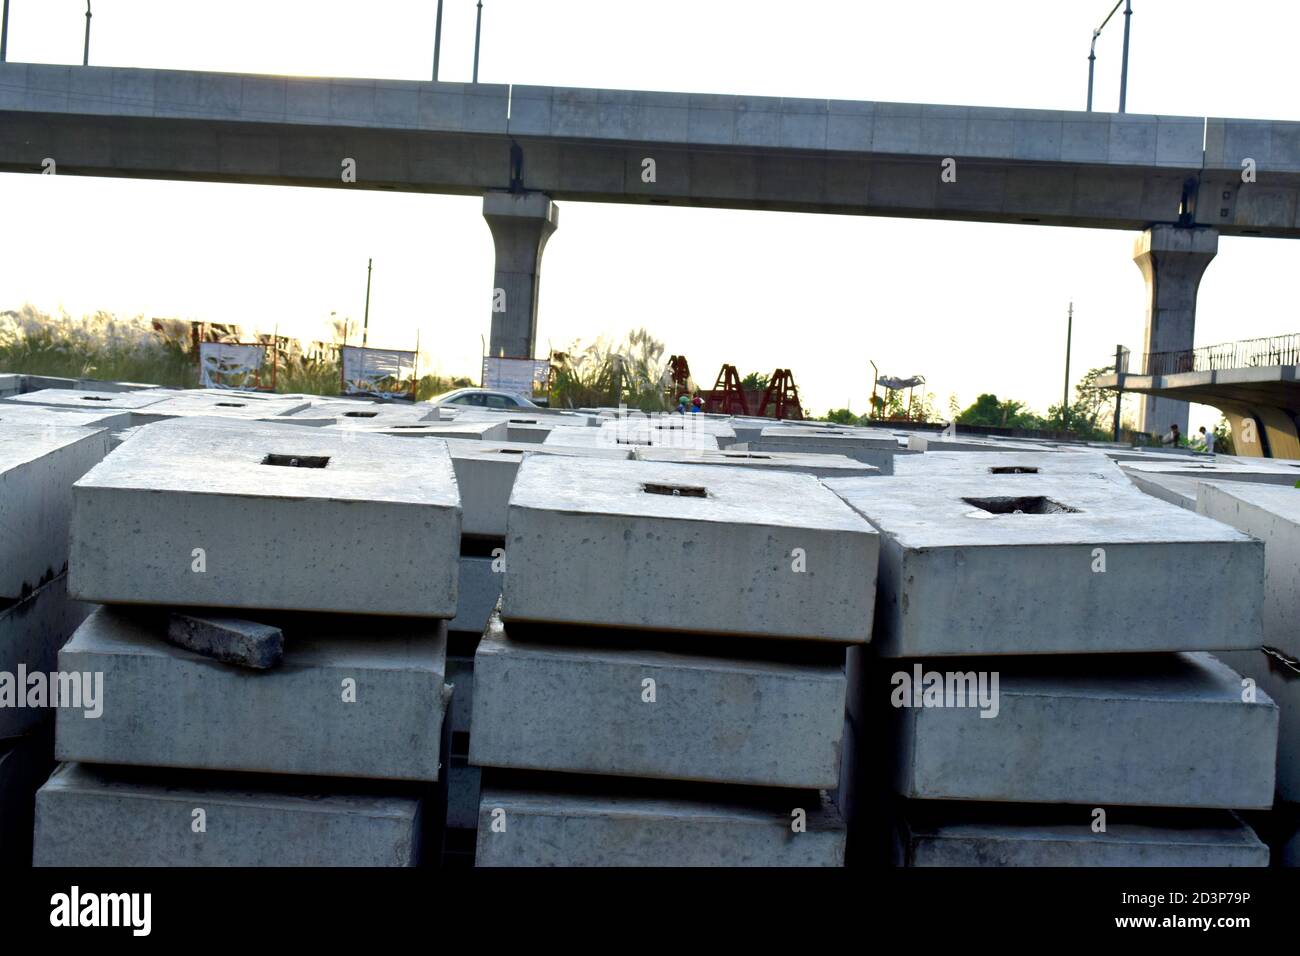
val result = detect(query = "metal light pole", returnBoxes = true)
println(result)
[83,1,92,66]
[1063,303,1073,427]
[432,0,443,81]
[1113,344,1125,441]
[1118,0,1133,113]
[1087,1,1127,112]
[1,0,10,63]
[362,258,373,347]
[472,0,483,83]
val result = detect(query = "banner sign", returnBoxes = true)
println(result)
[342,346,417,399]
[482,357,550,400]
[199,342,266,390]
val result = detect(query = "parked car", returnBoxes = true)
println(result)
[428,388,542,410]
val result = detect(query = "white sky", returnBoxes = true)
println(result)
[2,0,1298,428]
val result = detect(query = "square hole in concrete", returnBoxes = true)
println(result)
[79,396,111,402]
[343,411,378,418]
[261,454,330,469]
[495,449,525,455]
[654,423,684,430]
[215,402,247,408]
[962,495,1079,515]
[391,425,428,429]
[988,466,1039,475]
[724,452,770,459]
[643,482,707,498]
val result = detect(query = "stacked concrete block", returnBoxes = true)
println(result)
[634,445,881,479]
[471,455,876,865]
[31,415,461,866]
[1197,482,1300,866]
[280,399,440,427]
[744,425,897,472]
[825,470,1278,866]
[2,388,177,426]
[594,418,723,451]
[141,391,312,420]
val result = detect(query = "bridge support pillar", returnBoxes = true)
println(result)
[484,190,558,360]
[1133,225,1218,438]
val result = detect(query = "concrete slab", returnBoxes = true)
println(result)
[0,403,132,434]
[280,400,440,427]
[470,612,846,788]
[1217,649,1300,802]
[886,652,1277,809]
[1197,483,1300,661]
[825,474,1263,656]
[502,456,878,642]
[751,425,897,461]
[165,612,284,669]
[141,391,312,419]
[447,555,502,636]
[894,804,1269,866]
[327,419,507,441]
[55,606,450,781]
[894,450,1126,480]
[905,435,1051,454]
[0,424,111,599]
[2,387,175,426]
[596,420,721,451]
[445,439,631,539]
[475,780,845,866]
[1128,458,1300,486]
[68,416,461,616]
[635,446,881,479]
[1124,469,1203,510]
[0,573,94,738]
[33,763,425,866]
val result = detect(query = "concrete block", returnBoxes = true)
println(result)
[476,780,845,866]
[825,474,1263,656]
[2,387,173,414]
[0,573,94,738]
[1124,469,1203,510]
[1218,649,1300,802]
[502,456,878,642]
[596,420,721,451]
[894,450,1126,480]
[887,652,1277,809]
[165,612,284,669]
[1196,483,1300,660]
[329,420,507,441]
[0,424,111,599]
[448,555,502,636]
[446,439,639,538]
[751,425,895,459]
[141,391,312,419]
[0,403,132,433]
[55,606,450,782]
[895,804,1269,866]
[470,612,847,788]
[280,400,439,427]
[68,416,461,616]
[635,446,881,479]
[34,763,425,866]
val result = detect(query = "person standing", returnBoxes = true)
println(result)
[1199,425,1216,453]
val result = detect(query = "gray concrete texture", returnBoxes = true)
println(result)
[475,783,845,866]
[893,449,1126,479]
[887,652,1277,809]
[0,423,111,599]
[0,403,132,433]
[447,555,502,636]
[0,573,94,738]
[68,416,461,616]
[825,473,1264,656]
[894,806,1268,867]
[469,612,847,789]
[56,607,450,782]
[635,445,881,479]
[501,455,878,642]
[34,763,425,866]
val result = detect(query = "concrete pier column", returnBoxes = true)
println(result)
[483,190,558,360]
[1132,225,1218,437]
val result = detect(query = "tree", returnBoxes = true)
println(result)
[741,371,769,392]
[956,394,1043,429]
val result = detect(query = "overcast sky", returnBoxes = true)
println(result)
[2,0,1298,427]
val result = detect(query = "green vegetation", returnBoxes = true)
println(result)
[549,327,670,411]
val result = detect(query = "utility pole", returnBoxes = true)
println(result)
[1062,302,1073,429]
[362,258,372,348]
[432,0,443,81]
[1113,344,1125,442]
[1,0,10,63]
[472,1,483,83]
[83,1,92,66]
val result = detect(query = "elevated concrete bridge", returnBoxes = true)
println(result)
[3,63,1298,431]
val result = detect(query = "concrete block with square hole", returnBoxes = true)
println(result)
[0,402,132,434]
[502,456,877,641]
[825,474,1263,657]
[635,446,880,479]
[893,805,1269,866]
[140,392,312,420]
[327,419,508,441]
[888,652,1277,808]
[469,611,847,788]
[0,424,111,599]
[595,420,721,451]
[279,400,439,427]
[33,763,426,867]
[893,450,1126,480]
[2,387,178,426]
[445,438,632,539]
[56,605,451,781]
[475,783,845,866]
[67,416,461,616]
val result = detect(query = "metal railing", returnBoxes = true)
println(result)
[1140,333,1300,377]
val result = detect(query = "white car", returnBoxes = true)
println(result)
[429,388,543,410]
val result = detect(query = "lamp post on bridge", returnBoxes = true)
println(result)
[1,0,10,63]
[83,1,91,67]
[1087,0,1132,113]
[473,0,483,83]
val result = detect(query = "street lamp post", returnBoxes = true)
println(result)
[83,1,92,67]
[1,0,10,63]
[1087,1,1132,113]
[432,0,443,81]
[472,0,483,83]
